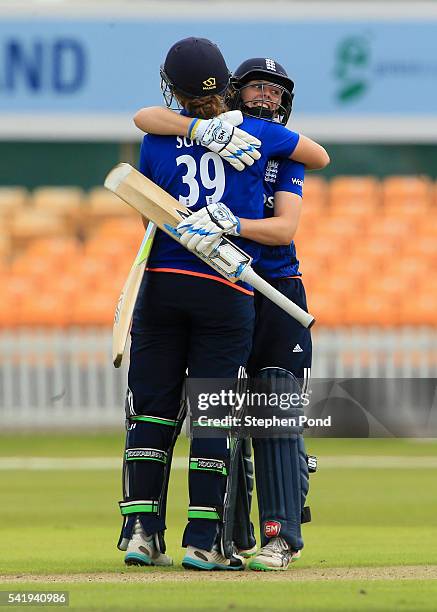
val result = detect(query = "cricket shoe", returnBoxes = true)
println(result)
[182,545,244,571]
[247,537,301,571]
[235,544,257,559]
[124,518,173,567]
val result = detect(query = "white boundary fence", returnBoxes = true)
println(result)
[0,328,436,428]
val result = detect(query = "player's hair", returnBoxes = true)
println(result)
[175,93,228,119]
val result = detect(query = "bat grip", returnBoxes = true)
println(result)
[241,267,315,329]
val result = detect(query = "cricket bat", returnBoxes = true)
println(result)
[104,163,315,329]
[112,222,156,367]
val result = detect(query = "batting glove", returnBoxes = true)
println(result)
[177,202,240,256]
[187,110,261,172]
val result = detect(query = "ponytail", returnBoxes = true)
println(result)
[175,93,228,119]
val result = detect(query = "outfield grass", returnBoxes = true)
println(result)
[0,433,436,610]
[1,580,437,611]
[2,431,437,457]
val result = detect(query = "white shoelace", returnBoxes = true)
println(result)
[259,537,289,557]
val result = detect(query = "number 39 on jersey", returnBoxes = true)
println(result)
[176,151,225,207]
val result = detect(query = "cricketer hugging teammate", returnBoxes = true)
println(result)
[108,36,329,572]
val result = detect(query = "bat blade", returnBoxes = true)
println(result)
[112,222,157,367]
[105,163,252,283]
[104,163,315,329]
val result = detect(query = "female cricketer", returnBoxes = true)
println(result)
[132,55,324,571]
[118,38,327,572]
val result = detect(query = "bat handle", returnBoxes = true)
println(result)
[241,267,315,329]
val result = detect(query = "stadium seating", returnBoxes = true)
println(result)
[0,175,436,328]
[0,186,28,215]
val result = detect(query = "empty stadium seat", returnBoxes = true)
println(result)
[0,187,28,215]
[6,273,37,299]
[402,236,437,260]
[70,293,116,327]
[306,293,343,327]
[0,234,11,261]
[65,256,112,289]
[343,295,398,327]
[298,235,350,263]
[303,176,328,206]
[27,237,81,259]
[336,256,372,281]
[11,255,59,280]
[329,176,380,204]
[86,187,137,220]
[43,274,81,301]
[365,275,405,302]
[19,292,71,327]
[32,186,83,215]
[385,256,430,279]
[368,216,413,239]
[319,217,362,238]
[9,210,67,250]
[383,196,433,218]
[382,176,432,201]
[84,236,137,267]
[399,294,436,326]
[328,198,377,220]
[0,294,18,327]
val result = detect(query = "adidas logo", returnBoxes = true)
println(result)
[292,344,303,353]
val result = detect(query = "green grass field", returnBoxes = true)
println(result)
[1,433,437,610]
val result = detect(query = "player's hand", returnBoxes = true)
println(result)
[187,110,261,171]
[177,202,240,255]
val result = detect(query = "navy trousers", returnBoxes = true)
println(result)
[121,271,255,551]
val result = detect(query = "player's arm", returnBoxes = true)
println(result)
[290,134,329,170]
[134,106,190,135]
[177,159,305,250]
[135,106,328,170]
[265,121,329,170]
[239,191,301,245]
[134,107,261,171]
[238,159,304,245]
[177,196,301,252]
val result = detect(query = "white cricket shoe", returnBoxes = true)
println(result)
[182,545,244,571]
[124,518,173,567]
[247,537,301,571]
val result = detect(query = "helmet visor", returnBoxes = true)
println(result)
[238,81,292,124]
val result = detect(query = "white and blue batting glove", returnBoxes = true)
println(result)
[187,110,261,172]
[177,202,240,256]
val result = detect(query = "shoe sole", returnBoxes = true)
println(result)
[125,552,152,567]
[247,560,288,571]
[182,557,244,571]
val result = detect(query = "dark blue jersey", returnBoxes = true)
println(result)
[254,159,305,279]
[139,115,299,292]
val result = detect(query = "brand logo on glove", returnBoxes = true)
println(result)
[211,208,229,222]
[213,127,231,145]
[202,76,217,90]
[264,521,281,537]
